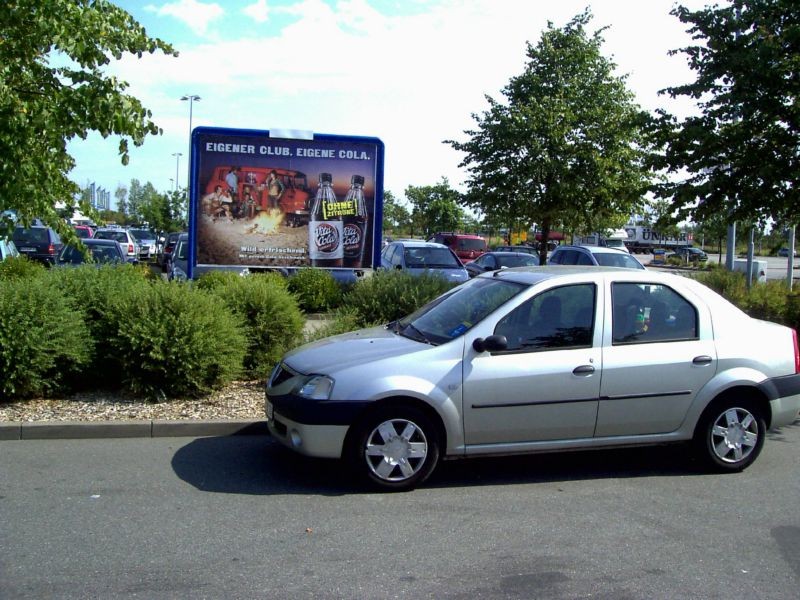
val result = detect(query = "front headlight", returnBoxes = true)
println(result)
[298,375,334,400]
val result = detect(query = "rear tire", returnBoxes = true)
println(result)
[694,397,766,472]
[348,406,440,491]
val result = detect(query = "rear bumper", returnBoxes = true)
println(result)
[760,374,800,428]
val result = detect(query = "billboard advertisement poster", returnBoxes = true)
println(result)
[189,127,384,274]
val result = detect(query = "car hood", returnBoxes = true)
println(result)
[283,325,427,374]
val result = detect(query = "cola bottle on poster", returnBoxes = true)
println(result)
[308,172,343,267]
[343,175,368,268]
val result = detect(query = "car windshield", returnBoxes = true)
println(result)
[496,254,539,268]
[129,229,154,241]
[403,247,462,268]
[394,277,525,345]
[456,238,487,251]
[593,253,643,269]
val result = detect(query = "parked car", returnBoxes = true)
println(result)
[1,238,20,261]
[465,251,540,278]
[427,232,488,263]
[669,246,708,263]
[777,247,798,258]
[380,240,469,283]
[266,266,800,490]
[128,228,158,261]
[549,245,645,269]
[158,232,183,271]
[73,225,94,239]
[93,227,139,262]
[493,245,538,255]
[56,238,127,266]
[168,233,249,281]
[11,225,64,266]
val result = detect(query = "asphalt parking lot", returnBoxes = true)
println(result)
[1,422,799,598]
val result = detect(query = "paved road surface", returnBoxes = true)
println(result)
[2,423,799,599]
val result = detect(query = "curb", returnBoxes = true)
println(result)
[0,419,269,441]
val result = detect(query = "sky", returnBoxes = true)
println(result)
[67,0,713,209]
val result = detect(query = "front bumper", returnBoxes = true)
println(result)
[266,398,349,458]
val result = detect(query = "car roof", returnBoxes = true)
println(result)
[81,238,118,245]
[392,240,448,249]
[483,265,663,285]
[557,244,629,255]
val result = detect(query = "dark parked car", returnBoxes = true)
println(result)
[669,247,708,262]
[159,232,183,271]
[777,247,798,258]
[56,238,127,266]
[11,225,63,266]
[465,251,540,278]
[493,245,538,255]
[549,245,645,269]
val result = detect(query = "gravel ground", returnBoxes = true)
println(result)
[0,380,266,423]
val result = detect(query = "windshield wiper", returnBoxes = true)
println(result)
[400,322,435,345]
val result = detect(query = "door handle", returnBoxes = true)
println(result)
[573,365,595,375]
[693,355,713,365]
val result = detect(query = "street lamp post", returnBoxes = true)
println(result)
[172,152,182,192]
[180,94,200,201]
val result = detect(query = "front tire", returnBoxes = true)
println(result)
[349,406,440,491]
[694,398,766,472]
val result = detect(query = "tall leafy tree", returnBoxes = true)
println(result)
[654,0,800,225]
[381,190,411,235]
[404,178,465,238]
[0,0,176,238]
[447,11,652,263]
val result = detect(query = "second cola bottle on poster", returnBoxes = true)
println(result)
[343,175,368,268]
[309,172,343,267]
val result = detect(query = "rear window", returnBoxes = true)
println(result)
[96,231,127,243]
[13,228,49,244]
[455,238,487,252]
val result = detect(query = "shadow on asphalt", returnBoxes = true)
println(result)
[171,434,709,496]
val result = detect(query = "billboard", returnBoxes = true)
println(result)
[188,127,384,277]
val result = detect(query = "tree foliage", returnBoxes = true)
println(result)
[0,0,176,239]
[404,178,465,237]
[447,11,652,262]
[653,0,800,225]
[381,190,411,234]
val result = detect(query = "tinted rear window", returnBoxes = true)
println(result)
[13,228,48,243]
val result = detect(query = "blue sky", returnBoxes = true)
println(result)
[68,0,710,208]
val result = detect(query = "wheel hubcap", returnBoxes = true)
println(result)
[364,418,428,482]
[711,407,759,464]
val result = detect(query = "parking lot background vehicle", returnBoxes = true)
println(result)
[669,246,708,262]
[266,267,800,490]
[158,232,183,271]
[11,225,63,265]
[1,238,20,261]
[493,245,538,255]
[427,232,488,263]
[128,228,158,260]
[57,239,127,266]
[549,245,645,269]
[93,227,139,262]
[380,240,469,283]
[73,225,94,239]
[465,251,540,277]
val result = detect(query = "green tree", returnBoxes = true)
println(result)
[447,11,652,263]
[654,0,800,225]
[115,184,129,217]
[0,0,176,239]
[381,190,411,236]
[404,178,464,238]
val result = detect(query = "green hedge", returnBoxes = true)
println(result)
[0,276,91,400]
[287,268,343,313]
[106,281,248,397]
[201,273,305,377]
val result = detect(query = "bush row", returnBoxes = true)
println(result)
[0,262,458,402]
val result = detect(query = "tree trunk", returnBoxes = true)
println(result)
[539,219,550,265]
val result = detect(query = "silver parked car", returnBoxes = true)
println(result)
[266,267,800,491]
[380,240,469,284]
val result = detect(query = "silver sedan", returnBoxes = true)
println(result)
[266,267,800,491]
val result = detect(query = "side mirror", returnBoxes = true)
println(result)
[472,334,508,353]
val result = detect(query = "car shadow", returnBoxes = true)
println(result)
[171,434,708,496]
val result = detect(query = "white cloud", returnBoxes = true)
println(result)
[242,0,270,23]
[145,0,224,37]
[74,0,712,200]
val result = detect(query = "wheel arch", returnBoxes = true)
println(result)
[342,395,448,459]
[695,385,773,434]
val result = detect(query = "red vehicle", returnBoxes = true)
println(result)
[427,232,488,263]
[204,166,312,227]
